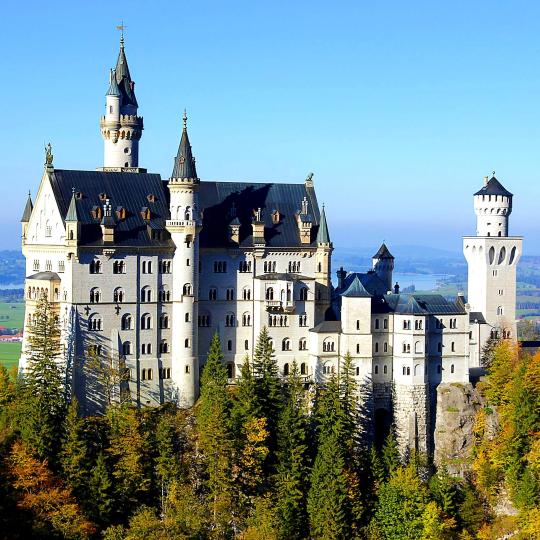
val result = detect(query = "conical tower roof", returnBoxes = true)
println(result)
[65,190,79,222]
[171,112,198,180]
[316,205,331,244]
[373,242,394,259]
[115,37,138,107]
[106,69,122,97]
[21,192,33,222]
[474,176,513,197]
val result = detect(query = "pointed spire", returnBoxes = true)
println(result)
[342,275,371,298]
[171,111,198,180]
[65,188,79,222]
[373,242,394,260]
[21,191,33,222]
[316,204,330,244]
[114,35,137,107]
[106,68,122,97]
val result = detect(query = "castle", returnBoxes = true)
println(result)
[19,37,522,454]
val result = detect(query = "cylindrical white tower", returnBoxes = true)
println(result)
[166,113,201,408]
[474,175,512,237]
[100,38,143,169]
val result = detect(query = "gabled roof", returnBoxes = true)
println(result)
[48,169,170,247]
[171,117,198,179]
[106,69,122,97]
[310,321,342,334]
[21,192,33,222]
[341,275,371,298]
[198,181,322,249]
[316,205,330,244]
[373,242,394,259]
[115,39,138,107]
[382,293,466,315]
[474,176,513,197]
[338,271,388,297]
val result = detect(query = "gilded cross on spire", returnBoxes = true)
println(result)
[116,21,127,44]
[183,109,188,130]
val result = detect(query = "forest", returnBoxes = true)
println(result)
[0,295,538,539]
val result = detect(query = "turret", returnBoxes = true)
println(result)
[372,243,394,293]
[473,175,513,237]
[21,191,33,241]
[166,111,201,408]
[315,205,333,321]
[100,36,144,169]
[65,189,80,252]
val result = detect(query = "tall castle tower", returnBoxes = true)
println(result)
[372,243,394,292]
[463,175,522,343]
[166,112,201,407]
[100,36,144,169]
[315,205,333,321]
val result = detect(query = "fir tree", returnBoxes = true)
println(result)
[19,292,66,462]
[60,397,89,498]
[274,361,309,539]
[196,332,236,536]
[381,431,401,477]
[231,355,261,437]
[88,452,114,526]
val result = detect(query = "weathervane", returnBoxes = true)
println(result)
[116,21,127,43]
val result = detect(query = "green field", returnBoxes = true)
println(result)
[0,341,21,371]
[0,302,24,330]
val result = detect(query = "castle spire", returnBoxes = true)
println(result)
[65,188,79,222]
[21,191,33,222]
[316,204,331,244]
[106,68,121,97]
[114,34,137,107]
[171,112,198,180]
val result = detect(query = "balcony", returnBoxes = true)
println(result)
[265,299,295,312]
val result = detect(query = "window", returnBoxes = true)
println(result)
[239,261,252,273]
[90,260,101,274]
[226,288,234,301]
[436,318,444,329]
[121,313,132,330]
[209,288,217,301]
[437,342,442,353]
[88,315,102,331]
[159,287,171,302]
[375,342,379,353]
[185,313,190,322]
[185,338,190,348]
[283,363,290,376]
[141,369,147,380]
[299,338,307,350]
[269,314,288,327]
[323,364,334,375]
[282,338,291,351]
[375,319,380,330]
[402,343,411,353]
[113,260,126,274]
[183,283,192,296]
[242,312,251,326]
[356,344,360,354]
[288,261,300,273]
[90,288,101,303]
[245,340,249,350]
[264,261,276,273]
[141,286,152,302]
[141,313,152,330]
[147,368,153,380]
[198,314,210,327]
[113,287,125,303]
[403,320,411,330]
[356,320,360,330]
[415,320,423,330]
[227,340,233,351]
[299,313,308,327]
[383,365,388,374]
[88,344,102,357]
[383,319,388,329]
[141,343,152,355]
[384,342,388,352]
[299,287,308,301]
[214,261,227,273]
[225,313,235,327]
[185,365,191,374]
[160,260,171,274]
[45,260,52,271]
[322,339,335,352]
[437,364,442,374]
[301,362,307,375]
[122,341,131,355]
[33,259,40,271]
[227,363,234,378]
[451,341,455,352]
[451,364,455,374]
[159,314,169,329]
[243,288,251,300]
[374,365,379,375]
[142,261,153,274]
[497,306,504,316]
[266,287,274,301]
[498,289,504,296]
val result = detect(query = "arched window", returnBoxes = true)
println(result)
[141,286,152,302]
[322,363,334,375]
[384,342,388,352]
[243,287,251,300]
[141,369,146,380]
[227,363,234,379]
[90,260,101,274]
[121,313,132,330]
[227,340,233,351]
[497,306,504,316]
[283,363,290,376]
[160,340,170,354]
[113,260,126,274]
[509,246,517,265]
[451,364,455,374]
[226,288,234,300]
[183,283,192,296]
[323,338,335,352]
[88,314,102,331]
[266,287,274,300]
[374,364,379,374]
[282,338,291,351]
[299,313,308,327]
[300,362,307,375]
[113,287,124,303]
[383,365,388,374]
[299,287,308,301]
[185,312,190,322]
[375,342,379,353]
[147,368,153,380]
[299,337,307,350]
[242,312,251,327]
[209,287,217,301]
[159,287,171,302]
[489,246,495,264]
[141,313,152,330]
[406,367,411,375]
[185,338,190,348]
[498,247,506,265]
[225,313,235,327]
[122,341,131,355]
[90,287,101,303]
[160,314,169,329]
[414,341,422,354]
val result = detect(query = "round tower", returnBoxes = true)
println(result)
[166,112,201,408]
[100,37,143,169]
[315,205,333,322]
[372,243,394,293]
[473,175,512,237]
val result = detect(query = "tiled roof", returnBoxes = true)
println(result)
[474,176,513,197]
[198,181,322,248]
[48,169,170,247]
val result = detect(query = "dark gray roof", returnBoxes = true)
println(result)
[27,272,60,281]
[21,192,33,222]
[198,181,322,248]
[310,321,342,333]
[469,312,487,324]
[373,242,394,259]
[338,271,388,297]
[115,39,138,108]
[381,294,466,315]
[171,122,198,179]
[256,273,314,281]
[106,69,122,97]
[65,191,79,222]
[474,176,512,197]
[341,275,371,298]
[316,206,330,244]
[48,169,170,247]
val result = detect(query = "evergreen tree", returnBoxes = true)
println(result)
[196,332,236,536]
[231,355,260,437]
[88,452,114,526]
[381,431,401,477]
[274,361,309,539]
[60,397,89,499]
[19,293,66,462]
[0,364,15,430]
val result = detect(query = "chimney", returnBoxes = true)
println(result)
[394,282,400,294]
[484,176,489,186]
[251,208,265,246]
[337,267,346,289]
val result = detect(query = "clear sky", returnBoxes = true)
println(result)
[1,0,539,253]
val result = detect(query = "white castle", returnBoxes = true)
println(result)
[19,37,522,453]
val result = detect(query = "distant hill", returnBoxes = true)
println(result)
[0,251,25,287]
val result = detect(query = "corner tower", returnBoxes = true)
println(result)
[315,205,333,321]
[100,36,144,169]
[166,112,201,407]
[372,243,394,293]
[463,175,522,343]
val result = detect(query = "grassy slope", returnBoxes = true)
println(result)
[0,302,24,329]
[0,341,21,370]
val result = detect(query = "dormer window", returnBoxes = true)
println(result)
[272,210,280,224]
[91,206,103,220]
[147,194,156,203]
[75,191,83,200]
[99,192,108,201]
[140,207,151,220]
[116,206,126,220]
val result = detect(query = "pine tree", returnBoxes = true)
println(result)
[381,431,401,477]
[60,397,89,499]
[88,452,114,526]
[274,361,309,539]
[19,292,66,462]
[231,355,261,437]
[0,364,15,430]
[196,332,236,536]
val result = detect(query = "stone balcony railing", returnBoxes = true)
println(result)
[265,299,295,312]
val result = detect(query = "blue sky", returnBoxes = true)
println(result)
[1,0,539,253]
